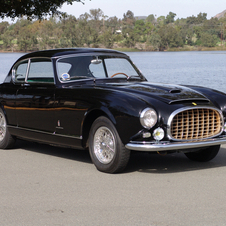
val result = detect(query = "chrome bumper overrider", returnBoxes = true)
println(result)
[125,136,226,152]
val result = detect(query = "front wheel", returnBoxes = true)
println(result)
[184,145,220,162]
[88,116,130,173]
[0,109,16,149]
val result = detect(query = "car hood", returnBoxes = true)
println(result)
[103,82,210,104]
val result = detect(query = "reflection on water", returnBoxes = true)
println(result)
[0,51,226,93]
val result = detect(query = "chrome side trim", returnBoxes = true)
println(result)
[167,106,224,141]
[125,136,226,152]
[7,125,82,140]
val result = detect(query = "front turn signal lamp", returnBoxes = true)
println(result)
[153,127,165,141]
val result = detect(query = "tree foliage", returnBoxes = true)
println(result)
[0,0,86,20]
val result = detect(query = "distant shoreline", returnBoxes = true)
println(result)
[1,46,226,53]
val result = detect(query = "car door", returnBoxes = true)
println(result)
[54,56,94,139]
[16,58,56,133]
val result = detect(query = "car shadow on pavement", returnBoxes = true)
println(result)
[14,140,226,174]
[15,139,92,164]
[125,146,226,174]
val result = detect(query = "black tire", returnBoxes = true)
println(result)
[185,145,220,162]
[0,109,16,149]
[88,116,130,173]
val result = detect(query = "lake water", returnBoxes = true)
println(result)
[1,51,226,92]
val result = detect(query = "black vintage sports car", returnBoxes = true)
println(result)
[1,48,226,173]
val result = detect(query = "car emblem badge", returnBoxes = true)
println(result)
[61,73,70,81]
[192,102,197,106]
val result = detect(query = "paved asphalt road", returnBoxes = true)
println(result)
[1,140,226,226]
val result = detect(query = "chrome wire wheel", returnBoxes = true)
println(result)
[93,126,116,164]
[89,116,130,173]
[0,111,6,142]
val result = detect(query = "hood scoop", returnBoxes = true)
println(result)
[169,89,181,94]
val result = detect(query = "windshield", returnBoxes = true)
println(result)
[57,55,144,82]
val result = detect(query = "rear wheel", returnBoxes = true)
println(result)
[0,109,16,149]
[88,116,130,173]
[185,145,220,162]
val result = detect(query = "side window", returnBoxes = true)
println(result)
[57,62,72,81]
[13,60,28,83]
[57,56,95,82]
[58,62,72,76]
[27,58,54,83]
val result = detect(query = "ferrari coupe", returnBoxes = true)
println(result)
[1,48,226,173]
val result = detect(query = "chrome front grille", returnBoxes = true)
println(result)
[169,108,223,141]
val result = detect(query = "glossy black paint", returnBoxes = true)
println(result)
[1,48,226,151]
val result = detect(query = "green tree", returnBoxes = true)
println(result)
[0,21,9,49]
[77,13,94,47]
[156,16,165,27]
[89,8,104,21]
[101,29,114,48]
[122,27,136,48]
[186,13,207,25]
[144,21,155,39]
[146,14,156,24]
[185,27,194,45]
[200,33,218,47]
[148,33,161,51]
[17,26,37,52]
[0,21,9,34]
[123,10,135,27]
[59,14,79,47]
[196,13,207,24]
[134,20,146,42]
[203,17,221,38]
[158,24,183,49]
[106,16,121,33]
[122,10,136,48]
[37,19,59,49]
[165,12,176,24]
[1,29,15,51]
[193,25,203,40]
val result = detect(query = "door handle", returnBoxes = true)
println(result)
[21,83,30,87]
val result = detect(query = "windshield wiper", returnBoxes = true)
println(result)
[127,75,142,80]
[62,76,93,81]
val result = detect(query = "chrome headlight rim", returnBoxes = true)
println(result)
[140,107,157,129]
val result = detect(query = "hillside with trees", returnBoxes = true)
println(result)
[0,9,226,52]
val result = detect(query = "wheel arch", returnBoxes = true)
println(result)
[0,105,8,122]
[81,107,116,148]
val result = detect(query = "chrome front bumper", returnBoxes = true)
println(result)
[125,136,226,152]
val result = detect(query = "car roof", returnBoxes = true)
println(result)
[17,48,128,61]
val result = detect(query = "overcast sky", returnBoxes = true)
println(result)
[61,0,225,19]
[1,0,225,22]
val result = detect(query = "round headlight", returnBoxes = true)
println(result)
[140,108,157,129]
